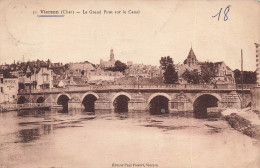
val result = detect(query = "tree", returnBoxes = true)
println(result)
[105,60,127,72]
[64,63,70,70]
[200,62,217,83]
[160,56,178,84]
[182,69,202,84]
[163,64,178,84]
[160,56,173,70]
[234,69,256,84]
[115,60,127,72]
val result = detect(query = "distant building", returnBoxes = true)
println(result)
[125,64,161,78]
[87,67,123,83]
[69,61,95,73]
[176,47,235,84]
[100,49,116,68]
[19,67,54,90]
[183,47,198,66]
[212,61,234,84]
[0,73,18,103]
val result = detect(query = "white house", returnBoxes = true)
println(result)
[0,75,18,103]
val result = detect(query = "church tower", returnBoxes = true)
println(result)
[184,47,198,66]
[110,48,115,61]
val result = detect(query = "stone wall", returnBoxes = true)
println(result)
[251,87,260,111]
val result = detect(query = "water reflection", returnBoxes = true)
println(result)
[14,109,198,143]
[18,128,40,143]
[3,108,216,145]
[17,109,46,117]
[17,124,54,143]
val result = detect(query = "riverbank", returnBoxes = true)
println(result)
[0,103,51,112]
[222,108,260,139]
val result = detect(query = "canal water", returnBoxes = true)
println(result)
[0,109,259,168]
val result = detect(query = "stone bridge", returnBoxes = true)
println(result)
[17,84,254,117]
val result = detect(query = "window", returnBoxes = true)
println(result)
[1,87,3,93]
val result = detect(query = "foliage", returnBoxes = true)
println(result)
[163,64,178,84]
[160,56,178,84]
[182,69,202,84]
[200,62,217,83]
[64,64,70,70]
[2,69,16,78]
[105,60,127,72]
[234,69,256,84]
[160,56,173,70]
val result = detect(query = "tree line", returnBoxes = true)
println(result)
[159,56,257,84]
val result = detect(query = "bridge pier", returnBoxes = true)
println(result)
[68,96,81,110]
[219,91,241,108]
[129,100,147,111]
[95,100,111,110]
[169,93,193,113]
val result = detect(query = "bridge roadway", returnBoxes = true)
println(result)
[17,84,255,116]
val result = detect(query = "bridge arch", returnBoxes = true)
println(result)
[81,92,99,112]
[81,92,99,102]
[56,93,71,112]
[17,96,27,104]
[112,92,131,113]
[193,94,221,118]
[147,93,172,104]
[192,93,222,103]
[147,93,171,115]
[36,96,45,103]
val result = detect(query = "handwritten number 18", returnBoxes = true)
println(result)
[212,5,231,21]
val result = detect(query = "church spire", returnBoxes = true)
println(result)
[184,47,198,66]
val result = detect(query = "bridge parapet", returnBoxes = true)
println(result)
[18,84,256,95]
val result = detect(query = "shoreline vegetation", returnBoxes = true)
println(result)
[222,108,260,139]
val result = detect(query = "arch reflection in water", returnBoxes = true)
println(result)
[113,95,130,113]
[57,94,70,112]
[149,96,169,115]
[18,124,53,143]
[36,96,45,103]
[193,94,219,118]
[82,94,97,112]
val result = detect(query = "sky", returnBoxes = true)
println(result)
[0,0,259,71]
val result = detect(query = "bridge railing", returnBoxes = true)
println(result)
[18,84,257,94]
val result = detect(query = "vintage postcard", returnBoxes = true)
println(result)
[0,0,260,168]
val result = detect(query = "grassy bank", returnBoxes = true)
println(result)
[224,113,260,139]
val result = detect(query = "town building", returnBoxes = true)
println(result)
[69,61,95,73]
[100,49,116,68]
[19,66,54,90]
[87,66,124,84]
[125,64,161,78]
[0,73,18,103]
[212,61,234,84]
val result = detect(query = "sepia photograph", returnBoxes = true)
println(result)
[0,0,260,168]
